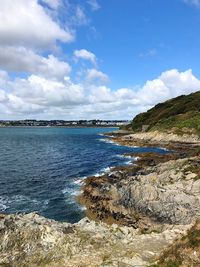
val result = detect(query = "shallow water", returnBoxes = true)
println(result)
[0,127,167,222]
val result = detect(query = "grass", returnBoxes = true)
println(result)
[151,220,200,266]
[125,91,200,135]
[185,229,200,248]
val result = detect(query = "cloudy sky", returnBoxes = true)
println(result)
[0,0,200,120]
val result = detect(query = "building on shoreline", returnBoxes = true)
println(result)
[0,120,130,127]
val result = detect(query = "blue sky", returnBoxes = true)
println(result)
[0,0,200,120]
[71,0,200,88]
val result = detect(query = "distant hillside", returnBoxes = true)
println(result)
[127,91,200,135]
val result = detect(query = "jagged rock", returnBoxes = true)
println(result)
[80,148,200,228]
[0,213,191,267]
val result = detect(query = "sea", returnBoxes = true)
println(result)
[0,127,167,223]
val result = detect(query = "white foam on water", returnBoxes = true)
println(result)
[71,190,82,196]
[73,177,86,185]
[62,188,68,195]
[62,186,82,197]
[117,155,132,160]
[62,176,87,200]
[80,206,87,211]
[126,160,133,165]
[98,138,115,144]
[158,147,170,151]
[0,195,49,212]
[0,196,8,211]
[94,166,111,177]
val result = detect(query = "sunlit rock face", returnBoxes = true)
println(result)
[0,212,191,267]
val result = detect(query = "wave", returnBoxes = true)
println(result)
[0,197,8,211]
[0,195,49,212]
[73,177,86,185]
[116,154,140,166]
[62,185,82,197]
[116,154,132,159]
[98,138,115,144]
[62,167,112,202]
[94,166,111,177]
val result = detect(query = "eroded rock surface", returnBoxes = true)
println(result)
[0,213,191,267]
[122,131,200,145]
[80,153,200,227]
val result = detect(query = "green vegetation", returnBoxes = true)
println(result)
[151,220,200,267]
[127,91,200,135]
[183,228,200,248]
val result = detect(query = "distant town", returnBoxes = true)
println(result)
[0,120,130,127]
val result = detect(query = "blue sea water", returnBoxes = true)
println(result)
[0,127,167,223]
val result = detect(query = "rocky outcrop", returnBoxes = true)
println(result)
[80,154,200,228]
[120,157,200,224]
[122,131,200,145]
[0,212,191,267]
[80,129,200,229]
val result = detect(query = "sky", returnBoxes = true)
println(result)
[0,0,200,120]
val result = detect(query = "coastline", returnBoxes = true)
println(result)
[78,130,200,227]
[0,125,120,128]
[1,129,200,266]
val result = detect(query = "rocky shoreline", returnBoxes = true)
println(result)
[79,131,200,227]
[1,130,200,266]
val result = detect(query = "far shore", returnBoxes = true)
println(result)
[0,125,120,128]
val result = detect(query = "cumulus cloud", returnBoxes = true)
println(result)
[86,69,109,83]
[138,69,200,105]
[0,46,71,79]
[0,69,199,119]
[0,1,198,120]
[14,75,85,106]
[74,49,96,64]
[0,0,73,49]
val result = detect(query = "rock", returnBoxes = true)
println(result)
[0,213,191,267]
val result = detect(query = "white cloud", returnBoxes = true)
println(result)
[0,46,71,79]
[0,90,7,102]
[0,69,199,120]
[0,0,73,49]
[74,49,96,64]
[0,71,9,85]
[12,75,85,106]
[41,0,61,9]
[137,69,200,105]
[73,6,88,26]
[183,0,200,7]
[87,0,100,11]
[86,69,109,83]
[89,86,114,103]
